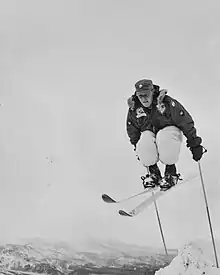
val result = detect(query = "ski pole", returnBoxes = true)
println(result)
[198,159,219,267]
[147,167,168,255]
[152,191,168,256]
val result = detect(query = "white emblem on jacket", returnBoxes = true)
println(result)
[136,107,147,118]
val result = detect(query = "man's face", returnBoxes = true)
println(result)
[136,89,154,108]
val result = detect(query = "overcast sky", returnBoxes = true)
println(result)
[0,0,219,251]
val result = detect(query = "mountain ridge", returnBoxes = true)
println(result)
[0,237,177,272]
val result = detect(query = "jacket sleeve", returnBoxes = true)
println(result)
[126,110,141,146]
[168,97,202,148]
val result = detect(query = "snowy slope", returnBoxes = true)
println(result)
[156,239,220,275]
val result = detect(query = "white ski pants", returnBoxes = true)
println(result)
[136,126,183,166]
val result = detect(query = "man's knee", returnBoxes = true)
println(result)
[159,151,180,165]
[156,126,183,164]
[136,131,159,166]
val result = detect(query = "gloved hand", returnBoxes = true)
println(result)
[190,145,204,161]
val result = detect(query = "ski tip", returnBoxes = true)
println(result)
[118,210,133,217]
[102,194,117,203]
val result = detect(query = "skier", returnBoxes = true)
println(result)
[126,79,204,190]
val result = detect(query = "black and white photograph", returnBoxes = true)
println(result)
[0,1,219,274]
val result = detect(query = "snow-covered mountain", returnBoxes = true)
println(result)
[0,238,176,273]
[1,237,219,274]
[156,238,220,275]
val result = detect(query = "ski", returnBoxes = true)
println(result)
[102,186,159,204]
[118,210,133,217]
[119,175,198,217]
[119,190,162,217]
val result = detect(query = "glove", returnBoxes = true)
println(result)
[190,145,203,161]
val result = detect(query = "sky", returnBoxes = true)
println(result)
[0,0,219,251]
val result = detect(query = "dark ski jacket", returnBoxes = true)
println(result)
[126,85,202,149]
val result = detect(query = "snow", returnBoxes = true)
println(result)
[156,239,220,275]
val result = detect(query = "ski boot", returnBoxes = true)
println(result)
[141,164,162,189]
[160,165,182,191]
[160,173,182,191]
[141,173,162,189]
